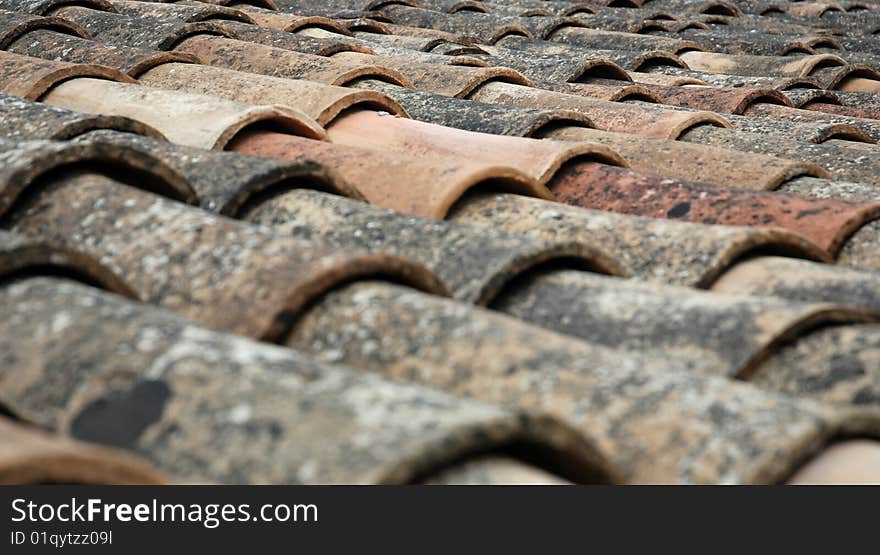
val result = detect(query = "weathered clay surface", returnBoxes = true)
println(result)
[0,92,162,140]
[541,125,824,189]
[229,129,545,219]
[0,138,196,215]
[0,277,611,484]
[682,126,880,186]
[6,172,444,340]
[353,79,593,136]
[0,415,166,484]
[52,6,237,51]
[750,322,880,408]
[547,161,880,255]
[243,187,623,304]
[43,77,326,149]
[174,34,414,86]
[448,192,828,287]
[0,229,135,296]
[0,49,133,99]
[331,50,532,97]
[325,109,624,185]
[491,267,873,378]
[76,129,360,212]
[7,28,199,76]
[137,62,407,125]
[0,8,89,48]
[744,102,880,143]
[285,279,880,484]
[467,81,729,139]
[712,256,880,312]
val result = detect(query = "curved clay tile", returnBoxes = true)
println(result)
[677,28,831,56]
[356,30,463,52]
[244,187,624,304]
[482,4,554,18]
[52,6,239,51]
[219,20,376,55]
[0,416,166,484]
[837,220,880,270]
[325,109,624,185]
[669,20,711,32]
[229,129,546,219]
[517,16,595,41]
[645,85,792,114]
[629,71,708,86]
[235,6,353,34]
[6,29,200,77]
[682,126,880,186]
[832,90,880,116]
[0,92,163,140]
[803,102,880,121]
[744,102,880,142]
[651,67,828,91]
[542,81,661,102]
[174,35,413,86]
[512,34,690,71]
[286,279,879,484]
[712,256,880,314]
[138,62,407,125]
[77,129,361,211]
[546,161,880,256]
[786,1,844,17]
[110,0,257,24]
[6,172,445,338]
[379,5,534,42]
[331,50,532,97]
[467,81,730,139]
[420,0,486,13]
[825,65,880,93]
[340,16,393,33]
[377,21,472,42]
[542,125,822,190]
[469,46,632,83]
[492,268,873,380]
[205,0,277,9]
[784,88,844,109]
[448,192,829,287]
[0,49,134,99]
[0,277,614,484]
[0,230,135,296]
[43,78,326,149]
[751,323,880,408]
[506,27,702,56]
[354,80,594,136]
[557,12,673,34]
[0,8,89,48]
[0,138,197,214]
[647,0,742,15]
[679,51,847,77]
[723,113,874,144]
[0,0,116,15]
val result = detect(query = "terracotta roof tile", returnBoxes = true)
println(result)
[285,279,878,484]
[0,277,611,484]
[174,34,414,85]
[545,161,880,256]
[0,415,166,484]
[6,27,199,76]
[0,91,161,138]
[5,171,444,337]
[2,0,880,483]
[0,7,89,47]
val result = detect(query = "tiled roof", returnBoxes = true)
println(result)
[1,0,880,485]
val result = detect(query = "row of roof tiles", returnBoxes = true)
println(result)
[1,0,880,484]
